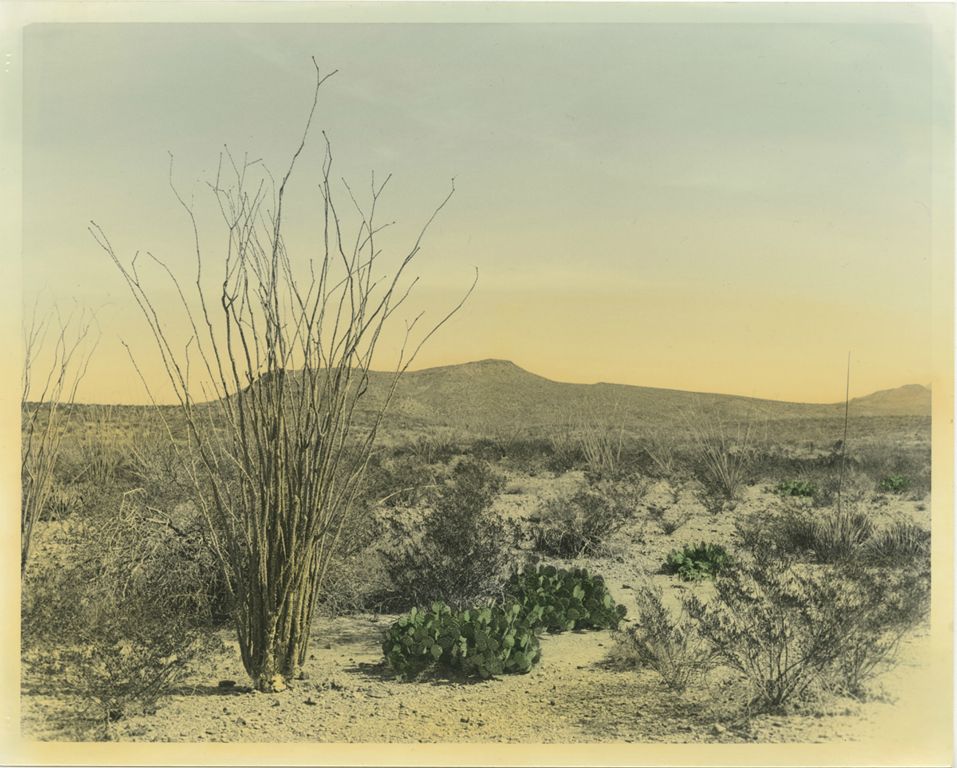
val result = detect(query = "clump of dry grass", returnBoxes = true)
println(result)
[683,407,763,513]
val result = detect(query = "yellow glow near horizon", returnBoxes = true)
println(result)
[18,18,953,406]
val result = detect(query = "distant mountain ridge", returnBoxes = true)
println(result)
[366,359,931,434]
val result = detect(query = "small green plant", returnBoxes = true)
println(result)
[658,509,692,536]
[879,474,910,494]
[664,542,732,581]
[381,601,541,679]
[775,480,816,498]
[505,564,627,633]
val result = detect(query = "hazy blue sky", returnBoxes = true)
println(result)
[21,17,951,403]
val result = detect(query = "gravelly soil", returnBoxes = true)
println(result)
[21,473,936,744]
[22,614,933,744]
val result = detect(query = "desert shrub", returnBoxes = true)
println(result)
[863,520,931,569]
[734,506,817,558]
[363,451,442,508]
[547,434,586,474]
[469,435,568,475]
[809,505,875,562]
[854,443,931,498]
[775,479,816,498]
[22,495,224,736]
[382,457,510,610]
[685,559,845,710]
[640,434,682,480]
[664,542,732,581]
[684,556,929,710]
[382,601,540,679]
[827,564,930,696]
[530,480,638,557]
[647,505,692,536]
[735,503,874,565]
[879,474,910,494]
[614,583,717,691]
[407,434,462,466]
[505,564,627,633]
[43,482,87,520]
[685,415,759,513]
[810,465,874,508]
[314,496,388,616]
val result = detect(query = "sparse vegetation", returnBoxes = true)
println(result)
[879,474,910,494]
[22,493,224,737]
[683,553,929,711]
[685,411,761,513]
[21,304,97,572]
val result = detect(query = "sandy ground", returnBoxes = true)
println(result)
[21,472,936,744]
[21,615,933,744]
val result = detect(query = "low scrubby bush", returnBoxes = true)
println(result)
[505,564,627,633]
[382,601,541,679]
[664,542,732,581]
[382,458,511,611]
[810,505,874,562]
[22,495,224,736]
[614,583,717,692]
[685,415,759,513]
[863,520,931,569]
[684,555,929,710]
[363,451,442,508]
[530,480,638,557]
[735,504,876,565]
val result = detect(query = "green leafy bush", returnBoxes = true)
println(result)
[664,542,732,581]
[382,601,541,679]
[775,480,816,498]
[505,564,627,633]
[879,474,910,494]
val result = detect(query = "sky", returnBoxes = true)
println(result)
[20,14,953,404]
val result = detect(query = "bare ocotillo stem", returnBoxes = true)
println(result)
[92,62,475,691]
[20,302,97,573]
[837,351,851,513]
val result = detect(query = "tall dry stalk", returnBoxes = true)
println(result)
[21,302,97,572]
[576,402,625,478]
[91,61,474,691]
[684,401,765,511]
